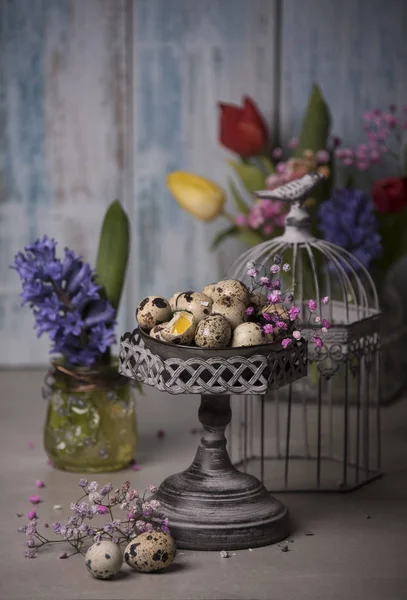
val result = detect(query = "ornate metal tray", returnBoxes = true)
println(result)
[119,328,308,395]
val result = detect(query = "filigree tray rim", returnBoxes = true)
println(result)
[119,329,308,396]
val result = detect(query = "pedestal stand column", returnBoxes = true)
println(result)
[155,395,289,550]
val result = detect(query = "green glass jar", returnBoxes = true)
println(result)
[43,361,137,473]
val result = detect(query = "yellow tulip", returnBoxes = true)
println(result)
[167,171,226,222]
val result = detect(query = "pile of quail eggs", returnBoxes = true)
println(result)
[136,278,286,349]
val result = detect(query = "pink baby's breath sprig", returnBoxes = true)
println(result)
[245,256,330,348]
[337,104,407,171]
[17,478,168,560]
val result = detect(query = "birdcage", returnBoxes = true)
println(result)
[226,173,382,492]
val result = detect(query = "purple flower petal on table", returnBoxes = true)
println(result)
[29,495,41,505]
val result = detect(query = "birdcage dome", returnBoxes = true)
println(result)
[228,174,380,327]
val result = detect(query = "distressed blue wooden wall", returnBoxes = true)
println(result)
[0,0,406,365]
[280,0,407,154]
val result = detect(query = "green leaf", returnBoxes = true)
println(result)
[293,83,331,157]
[211,225,240,250]
[211,225,266,250]
[403,144,407,176]
[227,160,267,196]
[343,173,354,189]
[95,200,130,312]
[376,209,407,273]
[235,229,266,247]
[255,155,275,175]
[229,179,250,214]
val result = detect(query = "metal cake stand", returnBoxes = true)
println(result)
[119,328,308,551]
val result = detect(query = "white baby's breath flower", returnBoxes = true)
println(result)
[88,492,102,503]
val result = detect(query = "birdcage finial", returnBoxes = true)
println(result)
[254,172,325,204]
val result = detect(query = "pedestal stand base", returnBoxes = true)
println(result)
[155,395,289,551]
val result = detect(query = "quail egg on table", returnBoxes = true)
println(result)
[232,322,265,348]
[211,295,246,330]
[212,279,250,305]
[149,323,168,341]
[85,540,123,579]
[124,531,176,573]
[194,315,231,348]
[136,296,172,331]
[175,291,213,323]
[161,311,196,345]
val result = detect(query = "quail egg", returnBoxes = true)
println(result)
[202,283,217,300]
[194,314,232,348]
[262,302,290,322]
[161,311,196,345]
[136,296,172,331]
[85,540,123,579]
[211,296,246,330]
[176,291,213,323]
[169,292,183,312]
[249,291,267,309]
[212,279,250,305]
[149,323,168,341]
[124,531,176,573]
[232,322,265,348]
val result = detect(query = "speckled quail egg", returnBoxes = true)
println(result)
[169,292,183,312]
[124,531,176,573]
[262,302,290,322]
[161,311,196,345]
[194,314,232,348]
[175,291,213,323]
[202,283,217,300]
[249,291,267,309]
[136,296,172,331]
[212,279,250,305]
[232,322,265,348]
[149,323,168,341]
[85,540,123,579]
[211,295,246,330]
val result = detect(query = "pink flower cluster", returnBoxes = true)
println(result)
[234,144,331,237]
[335,105,407,170]
[245,257,331,349]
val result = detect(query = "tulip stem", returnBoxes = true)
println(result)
[221,211,236,224]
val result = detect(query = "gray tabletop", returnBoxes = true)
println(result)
[1,369,407,600]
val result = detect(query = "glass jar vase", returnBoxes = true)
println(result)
[43,361,137,472]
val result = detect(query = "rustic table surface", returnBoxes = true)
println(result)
[1,369,407,600]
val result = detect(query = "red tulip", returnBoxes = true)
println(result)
[372,177,407,213]
[218,96,268,157]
